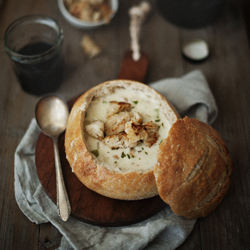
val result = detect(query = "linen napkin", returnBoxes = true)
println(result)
[14,70,218,250]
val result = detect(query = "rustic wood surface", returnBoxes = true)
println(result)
[0,0,250,249]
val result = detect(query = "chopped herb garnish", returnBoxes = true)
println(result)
[102,101,107,103]
[142,147,144,150]
[133,100,138,104]
[155,119,161,122]
[154,108,160,118]
[145,152,148,155]
[107,152,110,153]
[162,123,164,127]
[127,154,131,159]
[121,152,126,158]
[91,150,99,157]
[159,140,163,145]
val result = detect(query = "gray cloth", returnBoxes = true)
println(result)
[150,70,218,124]
[14,70,217,250]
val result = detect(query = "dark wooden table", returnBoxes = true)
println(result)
[1,0,250,249]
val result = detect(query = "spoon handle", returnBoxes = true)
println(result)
[53,137,71,221]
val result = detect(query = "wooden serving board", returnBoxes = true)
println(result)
[118,51,149,82]
[35,96,166,227]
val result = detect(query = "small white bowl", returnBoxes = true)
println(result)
[182,39,209,61]
[58,0,119,29]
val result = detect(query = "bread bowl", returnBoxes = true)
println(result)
[65,79,233,218]
[65,79,180,200]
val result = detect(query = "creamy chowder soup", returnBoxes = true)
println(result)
[84,88,171,173]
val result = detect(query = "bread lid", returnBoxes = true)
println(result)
[154,116,233,218]
[65,79,180,200]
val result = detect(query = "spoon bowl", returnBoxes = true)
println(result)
[35,94,71,221]
[35,94,69,137]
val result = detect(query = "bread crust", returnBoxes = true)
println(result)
[155,117,233,218]
[65,80,180,200]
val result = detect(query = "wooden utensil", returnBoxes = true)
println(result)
[118,1,151,83]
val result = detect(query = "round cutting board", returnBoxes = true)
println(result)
[35,96,166,227]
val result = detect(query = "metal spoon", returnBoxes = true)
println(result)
[35,94,71,221]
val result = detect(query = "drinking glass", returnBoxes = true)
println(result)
[4,15,64,95]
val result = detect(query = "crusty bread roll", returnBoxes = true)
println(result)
[65,80,180,200]
[154,117,233,218]
[65,80,233,218]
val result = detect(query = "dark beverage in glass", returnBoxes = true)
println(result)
[14,42,64,95]
[4,15,64,96]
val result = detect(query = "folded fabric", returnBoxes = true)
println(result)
[150,70,218,124]
[14,70,217,250]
